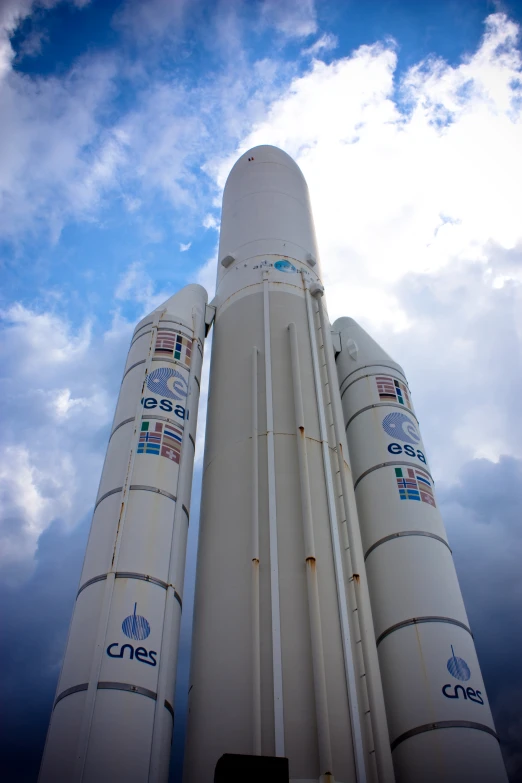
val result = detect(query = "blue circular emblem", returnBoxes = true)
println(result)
[122,603,151,641]
[274,259,297,274]
[382,412,420,445]
[147,367,188,400]
[447,646,471,681]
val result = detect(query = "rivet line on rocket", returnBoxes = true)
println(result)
[376,616,473,647]
[340,371,411,399]
[345,402,420,428]
[338,362,408,391]
[353,461,434,491]
[390,720,499,752]
[121,359,145,382]
[76,573,183,605]
[364,531,452,561]
[53,682,174,718]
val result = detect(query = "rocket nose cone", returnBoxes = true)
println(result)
[225,145,306,188]
[333,317,404,376]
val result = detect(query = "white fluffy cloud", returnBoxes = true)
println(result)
[0,303,131,581]
[210,12,522,478]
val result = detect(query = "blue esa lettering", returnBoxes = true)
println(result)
[442,684,483,704]
[387,442,426,464]
[106,642,157,666]
[141,397,187,419]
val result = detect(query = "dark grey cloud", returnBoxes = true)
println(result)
[438,455,522,780]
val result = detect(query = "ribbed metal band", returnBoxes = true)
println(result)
[340,370,410,398]
[97,681,158,700]
[151,357,191,371]
[54,683,88,707]
[129,330,152,348]
[391,720,499,752]
[129,484,177,502]
[345,402,420,429]
[55,681,173,716]
[364,531,451,561]
[338,363,408,392]
[94,487,123,511]
[109,417,135,441]
[354,461,434,491]
[132,320,153,337]
[376,616,473,647]
[77,572,182,608]
[77,574,107,595]
[122,359,146,382]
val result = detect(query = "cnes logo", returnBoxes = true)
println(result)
[106,603,158,667]
[442,646,483,704]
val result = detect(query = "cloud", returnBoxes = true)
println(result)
[179,242,191,252]
[260,0,317,39]
[438,456,522,776]
[0,302,130,583]
[302,32,338,56]
[206,12,522,480]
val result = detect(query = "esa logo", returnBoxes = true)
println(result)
[142,367,188,418]
[442,646,483,704]
[147,367,187,400]
[382,412,427,465]
[141,397,186,419]
[106,604,157,667]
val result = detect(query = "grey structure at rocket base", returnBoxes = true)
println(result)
[333,318,508,783]
[38,285,207,783]
[184,145,394,783]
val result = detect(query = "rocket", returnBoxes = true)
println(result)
[39,286,208,782]
[39,146,508,783]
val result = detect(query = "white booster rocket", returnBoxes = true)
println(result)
[39,146,508,783]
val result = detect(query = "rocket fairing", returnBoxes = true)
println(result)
[333,318,508,783]
[40,145,508,783]
[38,285,207,783]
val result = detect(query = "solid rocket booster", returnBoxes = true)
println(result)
[184,146,392,782]
[333,317,508,783]
[39,285,207,783]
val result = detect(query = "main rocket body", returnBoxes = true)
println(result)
[183,147,389,782]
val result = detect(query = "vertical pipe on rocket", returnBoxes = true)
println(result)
[262,270,285,757]
[313,290,395,783]
[288,322,333,779]
[303,277,367,783]
[251,347,262,756]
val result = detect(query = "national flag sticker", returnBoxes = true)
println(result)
[395,466,436,507]
[154,329,193,367]
[137,420,183,464]
[375,375,412,410]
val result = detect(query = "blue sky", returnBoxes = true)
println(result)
[1,0,522,781]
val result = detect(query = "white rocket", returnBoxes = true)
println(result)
[39,146,508,783]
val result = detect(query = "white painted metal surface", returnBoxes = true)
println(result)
[39,285,207,783]
[333,317,508,783]
[184,146,370,782]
